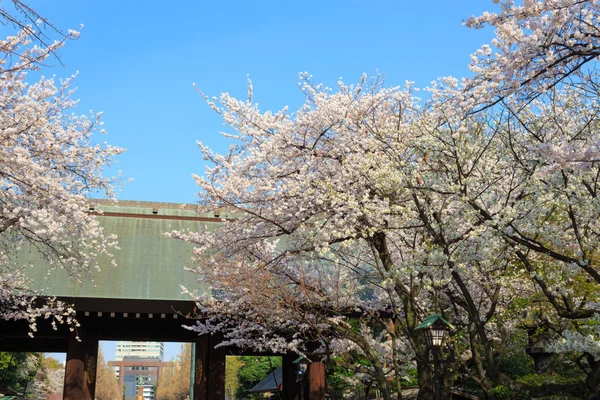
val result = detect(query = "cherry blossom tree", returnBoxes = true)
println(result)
[169,75,430,399]
[458,3,600,394]
[173,1,600,398]
[26,354,65,399]
[413,78,600,397]
[175,74,600,398]
[0,12,124,330]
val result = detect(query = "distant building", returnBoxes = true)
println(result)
[113,341,165,400]
[109,357,173,400]
[116,341,164,361]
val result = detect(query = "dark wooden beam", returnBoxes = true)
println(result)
[83,316,201,342]
[61,296,197,315]
[0,337,68,352]
[0,318,70,338]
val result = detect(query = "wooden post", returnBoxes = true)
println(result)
[192,335,209,400]
[63,328,98,400]
[308,362,325,400]
[207,333,226,400]
[64,329,87,400]
[84,333,98,400]
[282,354,301,400]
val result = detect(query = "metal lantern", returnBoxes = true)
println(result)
[428,322,447,348]
[415,314,454,350]
[294,356,309,383]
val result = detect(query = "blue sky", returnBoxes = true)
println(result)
[19,0,499,204]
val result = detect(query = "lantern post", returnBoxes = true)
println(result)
[415,314,454,400]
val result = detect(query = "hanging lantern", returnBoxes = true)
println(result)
[415,314,454,350]
[293,356,309,383]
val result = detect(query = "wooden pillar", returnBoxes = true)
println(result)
[192,335,209,400]
[64,328,98,400]
[282,354,301,400]
[207,333,226,400]
[308,362,325,400]
[84,333,98,400]
[64,329,86,400]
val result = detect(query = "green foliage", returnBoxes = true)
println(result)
[326,355,420,398]
[326,357,358,398]
[516,373,581,387]
[40,356,62,371]
[464,348,588,398]
[236,356,282,399]
[548,356,587,382]
[348,318,361,334]
[0,352,40,393]
[489,385,511,399]
[497,351,534,379]
[402,367,419,387]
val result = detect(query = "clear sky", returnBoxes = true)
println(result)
[18,0,499,204]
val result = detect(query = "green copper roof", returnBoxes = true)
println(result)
[415,314,455,330]
[22,200,223,301]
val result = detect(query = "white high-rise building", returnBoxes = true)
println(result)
[116,341,164,361]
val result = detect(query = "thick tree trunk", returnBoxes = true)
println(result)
[373,367,392,400]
